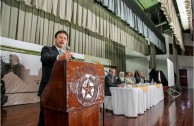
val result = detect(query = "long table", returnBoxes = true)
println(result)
[104,84,164,117]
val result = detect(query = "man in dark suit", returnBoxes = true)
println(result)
[37,30,72,126]
[105,68,123,96]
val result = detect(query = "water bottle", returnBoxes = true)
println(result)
[141,78,144,84]
[124,82,126,88]
[133,78,136,84]
[124,79,127,88]
[151,79,154,84]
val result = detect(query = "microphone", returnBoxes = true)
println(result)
[66,46,70,52]
[66,46,75,59]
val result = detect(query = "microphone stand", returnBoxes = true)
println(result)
[103,102,104,126]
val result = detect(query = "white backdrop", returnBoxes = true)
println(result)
[167,58,175,87]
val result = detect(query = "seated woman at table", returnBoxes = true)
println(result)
[125,72,134,85]
[130,72,136,83]
[134,70,141,83]
[105,68,124,96]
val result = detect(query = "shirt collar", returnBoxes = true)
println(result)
[55,45,65,53]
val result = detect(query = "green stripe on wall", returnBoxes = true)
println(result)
[0,45,41,56]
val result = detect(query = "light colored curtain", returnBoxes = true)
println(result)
[1,0,156,72]
[149,43,156,70]
[9,0,149,55]
[157,0,185,51]
[1,0,109,59]
[185,0,192,32]
[96,0,164,52]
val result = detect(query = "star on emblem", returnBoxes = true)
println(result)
[82,80,94,98]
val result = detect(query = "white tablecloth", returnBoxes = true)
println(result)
[108,84,164,117]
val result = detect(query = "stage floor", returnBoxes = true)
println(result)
[1,88,193,126]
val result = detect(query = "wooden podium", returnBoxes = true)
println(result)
[41,60,104,126]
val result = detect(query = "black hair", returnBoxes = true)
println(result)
[134,70,139,77]
[55,30,68,39]
[109,68,114,72]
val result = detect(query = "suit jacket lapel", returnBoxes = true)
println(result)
[51,46,59,55]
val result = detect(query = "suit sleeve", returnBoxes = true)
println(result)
[105,76,118,87]
[41,46,58,64]
[116,78,122,84]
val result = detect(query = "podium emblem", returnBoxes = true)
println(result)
[77,74,99,106]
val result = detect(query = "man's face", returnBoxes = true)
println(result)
[55,33,68,49]
[109,69,115,76]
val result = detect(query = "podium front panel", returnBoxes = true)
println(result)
[66,61,104,112]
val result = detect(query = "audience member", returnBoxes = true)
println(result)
[116,71,125,84]
[105,68,124,96]
[125,72,134,85]
[139,72,145,83]
[130,72,136,83]
[134,70,141,83]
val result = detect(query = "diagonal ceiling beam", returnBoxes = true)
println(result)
[156,21,167,27]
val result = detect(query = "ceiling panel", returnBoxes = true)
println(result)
[135,0,158,10]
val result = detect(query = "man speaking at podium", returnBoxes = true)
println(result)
[37,30,72,126]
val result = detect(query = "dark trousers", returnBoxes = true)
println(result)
[38,103,45,126]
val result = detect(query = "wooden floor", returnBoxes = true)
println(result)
[1,88,193,126]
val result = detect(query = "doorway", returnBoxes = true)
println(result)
[179,69,188,87]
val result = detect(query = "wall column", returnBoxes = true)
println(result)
[172,35,182,91]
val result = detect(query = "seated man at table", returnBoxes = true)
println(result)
[116,71,125,84]
[105,68,124,96]
[139,72,145,83]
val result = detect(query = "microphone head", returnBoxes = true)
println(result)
[66,46,70,51]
